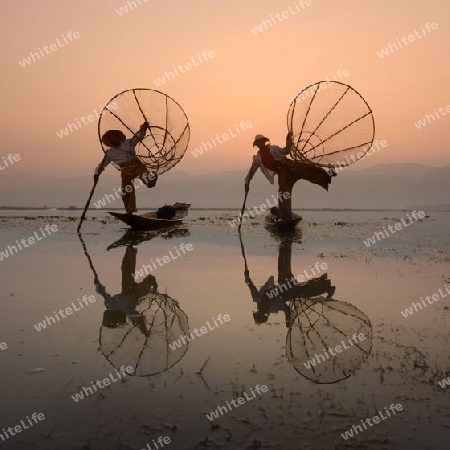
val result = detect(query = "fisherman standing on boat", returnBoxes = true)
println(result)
[94,121,158,215]
[245,133,336,221]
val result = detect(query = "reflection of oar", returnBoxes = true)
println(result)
[77,231,101,283]
[238,230,249,274]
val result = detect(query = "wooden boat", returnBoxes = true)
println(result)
[108,202,190,230]
[264,211,302,232]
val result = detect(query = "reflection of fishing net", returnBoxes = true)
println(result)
[287,81,375,167]
[286,297,372,384]
[98,88,190,175]
[99,293,189,376]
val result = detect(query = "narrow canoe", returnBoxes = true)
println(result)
[108,202,190,230]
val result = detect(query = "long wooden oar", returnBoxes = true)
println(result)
[77,177,99,232]
[237,187,249,232]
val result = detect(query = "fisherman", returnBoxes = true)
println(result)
[245,133,336,221]
[94,121,158,214]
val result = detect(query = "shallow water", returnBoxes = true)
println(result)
[1,210,450,449]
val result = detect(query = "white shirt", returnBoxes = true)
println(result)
[245,144,290,185]
[94,129,145,175]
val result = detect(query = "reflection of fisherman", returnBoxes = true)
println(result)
[95,246,157,335]
[244,237,335,324]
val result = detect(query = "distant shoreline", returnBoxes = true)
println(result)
[0,207,448,212]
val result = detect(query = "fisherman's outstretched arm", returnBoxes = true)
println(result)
[272,132,293,158]
[94,155,110,180]
[131,121,149,147]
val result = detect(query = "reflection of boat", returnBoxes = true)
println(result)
[264,210,302,232]
[107,227,190,251]
[108,202,190,229]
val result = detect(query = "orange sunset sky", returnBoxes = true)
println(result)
[1,0,449,177]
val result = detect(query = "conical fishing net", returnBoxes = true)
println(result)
[287,81,375,168]
[99,293,189,377]
[98,88,190,175]
[286,297,372,384]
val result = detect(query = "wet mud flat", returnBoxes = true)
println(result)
[0,211,449,449]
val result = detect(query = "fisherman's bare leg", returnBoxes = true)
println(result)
[121,170,137,213]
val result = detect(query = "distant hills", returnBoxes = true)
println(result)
[1,163,449,210]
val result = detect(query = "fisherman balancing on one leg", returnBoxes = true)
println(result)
[94,122,158,214]
[245,133,337,221]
